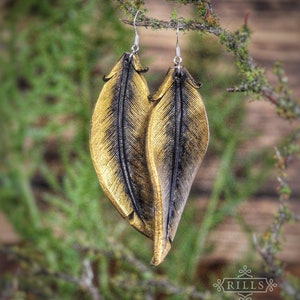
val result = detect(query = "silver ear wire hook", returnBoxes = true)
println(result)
[130,10,140,55]
[174,21,182,66]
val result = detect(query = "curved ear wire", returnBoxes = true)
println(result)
[173,21,182,66]
[130,10,141,55]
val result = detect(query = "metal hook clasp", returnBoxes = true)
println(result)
[173,21,182,66]
[130,10,140,55]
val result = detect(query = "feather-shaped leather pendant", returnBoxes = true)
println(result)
[89,52,154,238]
[147,66,209,265]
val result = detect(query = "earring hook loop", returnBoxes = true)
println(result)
[130,10,140,55]
[173,21,182,66]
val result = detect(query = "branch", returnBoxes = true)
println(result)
[33,259,103,300]
[77,243,206,298]
[253,145,300,299]
[76,242,150,274]
[122,18,223,35]
[0,246,103,300]
[114,277,206,299]
[1,243,207,299]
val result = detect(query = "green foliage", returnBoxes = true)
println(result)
[0,0,133,298]
[0,0,299,299]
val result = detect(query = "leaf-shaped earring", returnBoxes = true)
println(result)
[90,11,154,238]
[147,24,209,265]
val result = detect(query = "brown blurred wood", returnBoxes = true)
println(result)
[0,213,19,244]
[194,198,300,264]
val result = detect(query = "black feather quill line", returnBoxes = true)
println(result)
[108,54,143,218]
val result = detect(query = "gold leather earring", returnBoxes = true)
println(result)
[146,23,210,265]
[89,11,154,238]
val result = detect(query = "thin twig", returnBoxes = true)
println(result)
[77,243,206,298]
[34,259,104,300]
[122,18,224,36]
[113,277,206,299]
[253,146,300,299]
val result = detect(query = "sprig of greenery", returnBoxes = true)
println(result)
[254,139,300,299]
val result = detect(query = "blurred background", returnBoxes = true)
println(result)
[0,0,299,299]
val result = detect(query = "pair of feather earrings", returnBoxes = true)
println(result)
[89,13,209,266]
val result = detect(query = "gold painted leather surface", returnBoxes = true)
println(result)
[147,66,209,265]
[90,53,154,238]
